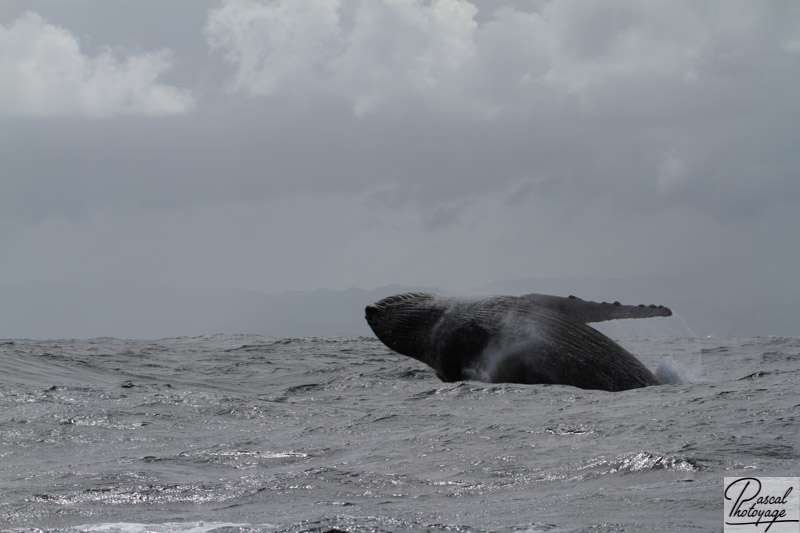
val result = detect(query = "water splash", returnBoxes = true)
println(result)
[656,355,704,384]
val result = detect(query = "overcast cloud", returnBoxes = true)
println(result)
[1,0,799,337]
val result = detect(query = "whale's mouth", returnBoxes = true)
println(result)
[365,304,400,354]
[365,304,395,339]
[364,305,384,324]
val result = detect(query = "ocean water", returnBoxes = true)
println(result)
[1,334,798,532]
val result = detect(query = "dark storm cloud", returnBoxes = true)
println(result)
[200,0,800,218]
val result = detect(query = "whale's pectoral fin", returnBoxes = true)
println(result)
[520,293,672,324]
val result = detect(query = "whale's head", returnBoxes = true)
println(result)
[365,292,442,360]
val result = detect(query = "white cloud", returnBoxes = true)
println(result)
[205,0,342,96]
[206,0,479,115]
[331,0,478,115]
[205,0,486,115]
[206,0,800,119]
[0,11,194,118]
[203,0,686,116]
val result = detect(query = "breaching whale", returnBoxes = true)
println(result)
[364,292,672,392]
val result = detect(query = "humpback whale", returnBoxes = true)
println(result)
[364,292,672,392]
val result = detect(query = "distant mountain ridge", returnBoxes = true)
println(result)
[1,275,797,339]
[0,283,434,340]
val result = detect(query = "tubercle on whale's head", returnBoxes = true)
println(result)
[365,293,440,360]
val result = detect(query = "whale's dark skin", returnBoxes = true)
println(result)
[365,293,672,392]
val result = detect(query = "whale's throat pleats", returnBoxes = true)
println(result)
[368,294,444,361]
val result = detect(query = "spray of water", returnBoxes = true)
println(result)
[655,356,703,384]
[590,310,704,385]
[670,311,697,338]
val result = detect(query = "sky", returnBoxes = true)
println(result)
[2,1,799,337]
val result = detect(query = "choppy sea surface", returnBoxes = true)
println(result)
[1,334,798,533]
